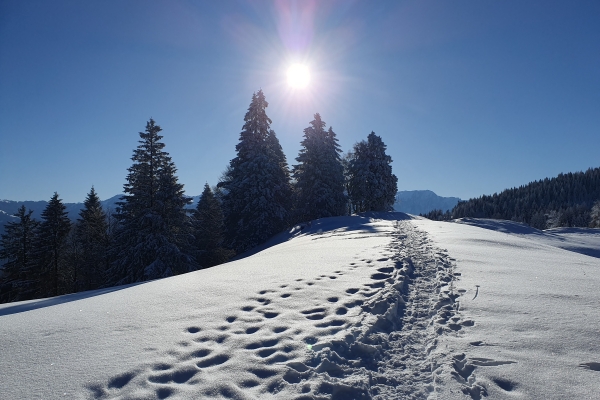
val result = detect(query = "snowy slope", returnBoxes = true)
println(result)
[1,214,599,399]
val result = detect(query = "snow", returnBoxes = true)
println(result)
[1,214,599,399]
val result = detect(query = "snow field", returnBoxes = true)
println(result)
[1,214,599,399]
[414,218,600,399]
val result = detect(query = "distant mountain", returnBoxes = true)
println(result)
[0,194,203,232]
[393,190,461,215]
[1,191,456,230]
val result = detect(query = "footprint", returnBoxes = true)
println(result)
[152,363,171,371]
[336,307,348,315]
[187,348,212,359]
[280,284,288,288]
[344,299,363,308]
[327,297,339,303]
[156,387,173,399]
[493,378,517,391]
[315,319,345,328]
[370,273,391,280]
[301,307,327,314]
[186,327,201,334]
[273,326,288,333]
[238,379,260,388]
[346,288,359,294]
[107,371,136,389]
[245,327,260,334]
[306,282,315,286]
[281,293,291,298]
[246,338,279,350]
[267,354,289,364]
[261,311,279,319]
[377,267,394,273]
[242,306,254,312]
[196,354,230,368]
[148,366,198,384]
[248,367,279,379]
[257,348,277,358]
[226,316,237,323]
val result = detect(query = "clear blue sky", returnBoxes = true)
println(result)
[1,0,598,203]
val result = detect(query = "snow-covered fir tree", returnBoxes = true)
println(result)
[347,132,398,213]
[220,90,292,253]
[109,119,196,285]
[72,186,110,291]
[292,114,347,222]
[0,206,39,303]
[193,183,234,268]
[32,192,72,297]
[590,200,600,228]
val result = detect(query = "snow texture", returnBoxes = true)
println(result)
[1,214,599,399]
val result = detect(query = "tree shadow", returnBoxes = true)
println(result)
[0,282,147,317]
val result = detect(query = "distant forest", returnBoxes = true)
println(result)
[424,167,600,229]
[0,90,398,304]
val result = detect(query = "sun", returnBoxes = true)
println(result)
[287,63,310,89]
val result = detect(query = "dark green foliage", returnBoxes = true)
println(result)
[32,192,72,297]
[71,187,110,291]
[193,183,234,268]
[0,206,39,303]
[110,119,196,285]
[220,90,292,253]
[420,209,451,221]
[425,167,600,229]
[346,132,398,213]
[292,114,347,222]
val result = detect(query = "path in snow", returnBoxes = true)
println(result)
[84,218,478,399]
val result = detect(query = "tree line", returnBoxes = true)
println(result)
[423,167,600,229]
[0,90,398,303]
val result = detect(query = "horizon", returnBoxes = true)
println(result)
[1,1,599,203]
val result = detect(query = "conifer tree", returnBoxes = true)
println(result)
[292,114,347,222]
[220,90,291,253]
[33,192,72,297]
[589,200,600,228]
[73,187,109,290]
[347,132,398,213]
[110,119,196,285]
[0,206,39,303]
[193,183,233,268]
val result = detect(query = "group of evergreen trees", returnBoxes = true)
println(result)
[423,168,600,229]
[0,90,398,303]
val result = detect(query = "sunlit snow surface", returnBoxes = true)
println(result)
[1,214,599,399]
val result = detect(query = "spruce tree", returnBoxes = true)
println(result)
[292,114,347,222]
[347,132,398,213]
[591,200,600,228]
[110,119,196,285]
[220,90,291,253]
[33,192,72,297]
[0,206,39,303]
[193,183,233,268]
[73,187,109,291]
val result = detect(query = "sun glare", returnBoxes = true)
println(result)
[287,63,310,89]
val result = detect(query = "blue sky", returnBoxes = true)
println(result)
[1,0,598,203]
